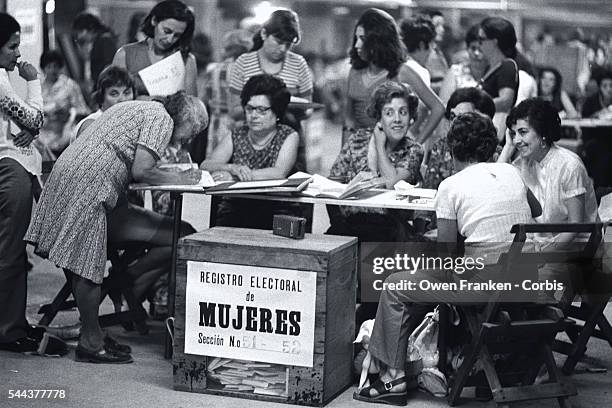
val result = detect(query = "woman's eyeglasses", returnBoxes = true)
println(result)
[245,105,272,115]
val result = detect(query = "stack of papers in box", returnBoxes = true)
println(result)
[207,358,288,397]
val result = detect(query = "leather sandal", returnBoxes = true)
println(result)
[353,376,411,406]
[75,345,133,364]
[103,335,132,355]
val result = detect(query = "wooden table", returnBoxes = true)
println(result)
[129,184,436,357]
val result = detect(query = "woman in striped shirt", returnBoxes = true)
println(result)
[229,9,312,172]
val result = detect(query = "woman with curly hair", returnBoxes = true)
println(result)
[343,8,444,145]
[328,81,422,242]
[499,98,598,246]
[354,113,540,405]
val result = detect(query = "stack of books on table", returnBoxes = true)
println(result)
[207,358,288,396]
[205,177,312,195]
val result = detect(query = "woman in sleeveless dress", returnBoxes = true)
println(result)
[112,0,197,97]
[344,8,444,145]
[201,74,299,229]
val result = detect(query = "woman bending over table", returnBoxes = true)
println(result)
[354,113,540,405]
[26,92,207,363]
[200,74,299,229]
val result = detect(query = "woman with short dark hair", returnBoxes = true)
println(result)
[0,12,45,354]
[201,74,299,229]
[355,112,540,405]
[477,17,519,112]
[439,24,487,104]
[113,0,197,96]
[423,87,495,191]
[499,98,598,245]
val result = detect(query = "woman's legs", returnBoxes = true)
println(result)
[107,203,195,303]
[0,159,34,347]
[362,269,452,398]
[70,272,104,350]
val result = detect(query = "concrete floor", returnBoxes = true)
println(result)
[3,253,612,408]
[2,113,612,407]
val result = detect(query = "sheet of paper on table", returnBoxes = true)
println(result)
[138,51,185,96]
[394,180,437,199]
[154,163,216,188]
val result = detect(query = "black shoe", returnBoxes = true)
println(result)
[75,345,133,364]
[103,335,132,356]
[0,336,39,353]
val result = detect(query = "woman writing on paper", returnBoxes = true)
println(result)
[200,74,299,229]
[112,0,197,97]
[26,92,207,363]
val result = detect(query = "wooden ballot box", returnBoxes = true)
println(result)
[173,227,358,406]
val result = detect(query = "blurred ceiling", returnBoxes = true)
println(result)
[312,0,612,25]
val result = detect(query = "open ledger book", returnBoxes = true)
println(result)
[290,172,386,200]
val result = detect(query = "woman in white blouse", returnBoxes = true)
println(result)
[355,113,540,405]
[498,98,599,247]
[0,12,45,353]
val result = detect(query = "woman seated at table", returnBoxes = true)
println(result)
[355,113,540,405]
[581,69,612,189]
[26,92,207,363]
[200,74,299,229]
[327,81,422,242]
[423,87,496,190]
[498,98,599,248]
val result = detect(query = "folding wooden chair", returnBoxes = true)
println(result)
[537,223,611,375]
[37,244,149,334]
[447,223,603,408]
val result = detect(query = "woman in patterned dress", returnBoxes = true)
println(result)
[201,74,299,229]
[26,92,207,363]
[328,81,423,243]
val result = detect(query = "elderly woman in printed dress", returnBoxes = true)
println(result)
[26,92,207,363]
[327,81,423,242]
